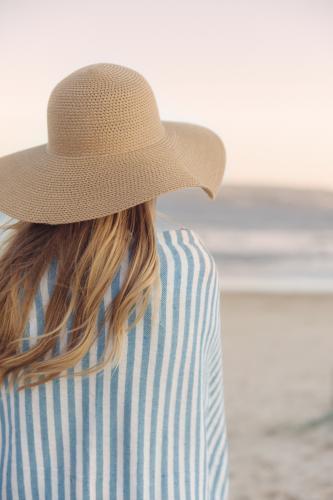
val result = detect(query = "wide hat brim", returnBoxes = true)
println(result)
[0,121,226,225]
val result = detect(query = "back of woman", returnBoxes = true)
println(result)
[0,212,228,499]
[0,63,229,499]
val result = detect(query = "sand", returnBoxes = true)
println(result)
[221,292,333,500]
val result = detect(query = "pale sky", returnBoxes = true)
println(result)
[1,0,332,189]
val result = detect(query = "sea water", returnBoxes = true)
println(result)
[157,186,333,293]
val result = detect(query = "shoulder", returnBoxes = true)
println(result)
[156,224,219,288]
[155,212,217,274]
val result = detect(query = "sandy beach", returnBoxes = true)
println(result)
[221,292,333,500]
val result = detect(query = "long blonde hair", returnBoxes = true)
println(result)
[0,199,160,392]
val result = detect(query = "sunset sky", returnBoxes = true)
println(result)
[1,0,332,189]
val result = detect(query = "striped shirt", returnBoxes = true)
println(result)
[0,215,229,499]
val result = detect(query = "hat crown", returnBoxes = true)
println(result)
[47,63,165,156]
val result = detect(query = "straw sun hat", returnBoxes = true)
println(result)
[0,63,226,225]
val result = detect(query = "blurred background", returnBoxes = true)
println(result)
[1,1,333,498]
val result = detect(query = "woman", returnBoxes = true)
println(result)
[0,63,229,499]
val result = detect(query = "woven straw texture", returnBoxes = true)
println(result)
[0,63,226,224]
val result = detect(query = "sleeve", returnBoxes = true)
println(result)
[205,258,230,498]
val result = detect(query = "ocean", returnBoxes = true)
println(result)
[157,186,333,293]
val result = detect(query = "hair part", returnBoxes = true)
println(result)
[0,199,160,393]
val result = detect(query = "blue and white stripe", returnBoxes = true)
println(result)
[0,226,229,499]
